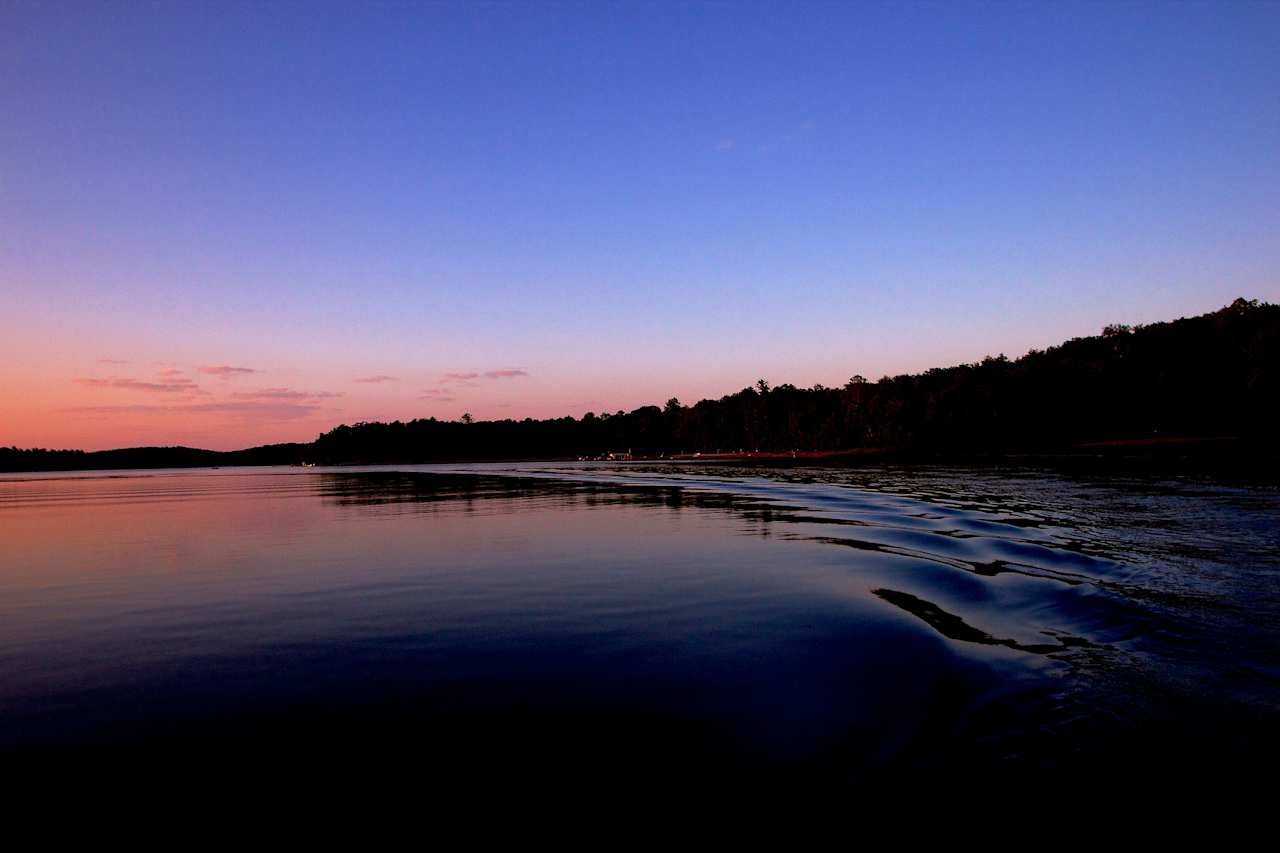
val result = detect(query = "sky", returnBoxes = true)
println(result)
[2,1,1278,450]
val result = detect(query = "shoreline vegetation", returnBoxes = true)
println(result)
[4,299,1277,475]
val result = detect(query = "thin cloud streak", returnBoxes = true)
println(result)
[73,377,202,393]
[198,365,257,378]
[65,401,331,421]
[439,368,529,384]
[231,387,344,401]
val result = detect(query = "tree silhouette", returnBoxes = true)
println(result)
[3,299,1276,472]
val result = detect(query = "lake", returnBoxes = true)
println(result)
[2,463,1277,795]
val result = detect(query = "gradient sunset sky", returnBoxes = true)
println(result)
[3,1,1278,451]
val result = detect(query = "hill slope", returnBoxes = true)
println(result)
[310,298,1279,463]
[3,298,1276,472]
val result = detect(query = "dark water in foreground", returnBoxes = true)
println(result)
[1,463,1278,795]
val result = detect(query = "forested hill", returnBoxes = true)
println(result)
[0,444,309,473]
[3,298,1277,472]
[310,298,1278,463]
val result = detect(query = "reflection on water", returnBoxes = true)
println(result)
[1,464,1277,792]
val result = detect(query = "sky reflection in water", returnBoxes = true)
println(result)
[1,464,1277,791]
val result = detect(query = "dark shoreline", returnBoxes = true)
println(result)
[4,439,1279,483]
[7,299,1277,477]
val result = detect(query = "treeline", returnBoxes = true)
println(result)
[3,299,1277,472]
[0,443,309,473]
[312,298,1278,463]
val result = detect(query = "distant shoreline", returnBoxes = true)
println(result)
[6,300,1276,477]
[4,436,1277,481]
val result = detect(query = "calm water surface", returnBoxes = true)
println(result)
[2,463,1277,792]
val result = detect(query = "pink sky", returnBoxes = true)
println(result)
[4,283,1268,452]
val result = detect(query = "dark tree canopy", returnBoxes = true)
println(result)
[303,298,1279,463]
[3,299,1277,472]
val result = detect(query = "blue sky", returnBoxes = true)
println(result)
[3,1,1278,448]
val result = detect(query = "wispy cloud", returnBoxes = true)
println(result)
[198,365,257,378]
[230,387,343,402]
[419,388,457,402]
[190,401,330,420]
[66,401,331,421]
[717,121,815,155]
[66,404,163,414]
[353,375,397,384]
[438,368,529,385]
[115,378,200,393]
[97,358,129,365]
[73,377,201,393]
